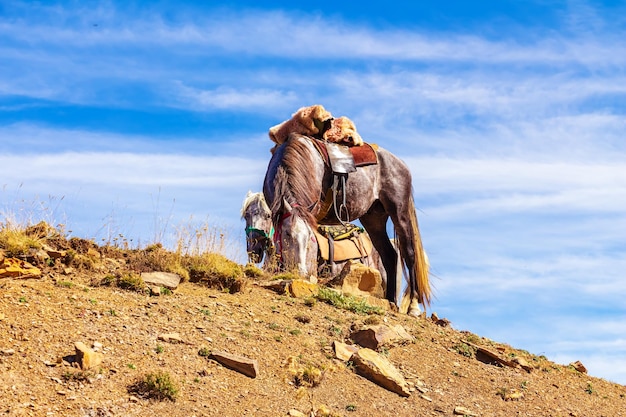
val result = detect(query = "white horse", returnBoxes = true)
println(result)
[240,191,277,270]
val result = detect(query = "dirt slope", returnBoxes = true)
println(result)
[1,251,625,417]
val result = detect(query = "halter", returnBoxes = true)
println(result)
[245,226,274,240]
[245,224,274,258]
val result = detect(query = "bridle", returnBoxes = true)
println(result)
[245,225,274,253]
[273,204,317,269]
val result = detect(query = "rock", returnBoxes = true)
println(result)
[503,389,524,401]
[288,279,319,298]
[431,312,450,327]
[454,406,477,416]
[149,286,162,296]
[208,350,259,378]
[512,356,534,373]
[363,295,391,312]
[331,261,384,299]
[157,333,184,344]
[257,279,291,294]
[141,272,181,290]
[287,410,307,417]
[0,258,42,279]
[42,244,66,259]
[74,342,103,370]
[350,324,415,350]
[350,348,410,397]
[570,360,587,374]
[333,341,359,361]
[1,348,15,356]
[463,339,519,369]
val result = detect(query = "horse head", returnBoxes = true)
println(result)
[241,191,274,264]
[275,199,318,277]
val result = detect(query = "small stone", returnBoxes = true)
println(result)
[158,333,184,344]
[209,350,259,378]
[512,357,533,372]
[1,348,15,356]
[141,272,181,290]
[504,389,524,401]
[287,410,307,417]
[570,360,587,374]
[288,279,319,298]
[74,341,103,370]
[454,406,477,416]
[333,341,359,361]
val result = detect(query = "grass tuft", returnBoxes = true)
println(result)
[316,287,383,315]
[129,371,179,401]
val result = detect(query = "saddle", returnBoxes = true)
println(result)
[309,138,379,223]
[314,223,373,263]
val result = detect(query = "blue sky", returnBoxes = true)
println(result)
[1,0,626,384]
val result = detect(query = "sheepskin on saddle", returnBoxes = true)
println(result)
[314,223,373,263]
[268,104,364,151]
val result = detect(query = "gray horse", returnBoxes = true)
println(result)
[263,134,431,315]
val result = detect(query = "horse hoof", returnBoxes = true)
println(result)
[408,299,421,317]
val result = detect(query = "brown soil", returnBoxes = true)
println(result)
[1,247,625,417]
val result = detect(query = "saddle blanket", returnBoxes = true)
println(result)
[314,227,373,262]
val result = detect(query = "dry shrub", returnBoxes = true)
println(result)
[125,243,189,282]
[185,252,246,293]
[129,371,179,402]
[0,221,43,257]
[286,356,326,388]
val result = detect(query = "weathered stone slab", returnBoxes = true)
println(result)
[209,350,259,378]
[351,324,415,350]
[0,258,42,279]
[350,348,410,397]
[140,272,181,290]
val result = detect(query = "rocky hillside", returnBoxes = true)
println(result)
[0,226,625,417]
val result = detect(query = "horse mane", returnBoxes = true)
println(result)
[269,136,321,228]
[240,191,270,218]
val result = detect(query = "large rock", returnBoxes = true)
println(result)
[350,348,410,397]
[351,324,415,350]
[0,258,42,279]
[140,272,181,290]
[332,261,384,299]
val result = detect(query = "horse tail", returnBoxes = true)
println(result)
[408,196,431,306]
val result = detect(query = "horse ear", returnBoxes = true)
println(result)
[283,198,293,212]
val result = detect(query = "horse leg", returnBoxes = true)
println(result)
[359,204,398,305]
[385,202,426,317]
